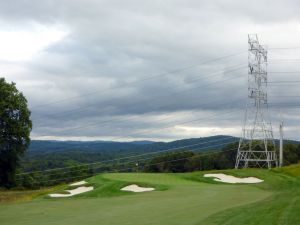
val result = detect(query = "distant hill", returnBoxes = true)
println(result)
[28,135,300,154]
[28,135,237,153]
[21,135,238,172]
[22,136,299,172]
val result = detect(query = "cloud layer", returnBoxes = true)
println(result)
[1,0,300,141]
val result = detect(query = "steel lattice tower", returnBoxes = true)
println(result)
[235,34,278,169]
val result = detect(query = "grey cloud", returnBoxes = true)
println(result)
[0,0,300,140]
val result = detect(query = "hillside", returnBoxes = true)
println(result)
[1,164,299,225]
[20,136,300,175]
[28,135,236,153]
[21,135,238,172]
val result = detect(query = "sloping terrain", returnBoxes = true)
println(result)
[0,164,299,225]
[200,164,300,225]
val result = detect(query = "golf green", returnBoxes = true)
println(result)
[0,166,299,225]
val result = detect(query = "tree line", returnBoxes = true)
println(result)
[144,142,300,173]
[14,141,300,188]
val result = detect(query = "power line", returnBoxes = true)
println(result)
[31,51,246,109]
[29,69,298,150]
[29,89,243,156]
[269,71,300,74]
[268,61,300,64]
[27,90,245,157]
[269,47,300,50]
[23,139,238,179]
[270,95,300,98]
[35,73,245,135]
[268,81,300,83]
[13,46,300,183]
[32,70,300,140]
[268,83,300,86]
[270,104,300,107]
[30,74,298,142]
[27,102,243,155]
[36,97,243,135]
[16,136,238,176]
[32,67,298,130]
[31,72,296,142]
[18,145,238,184]
[268,81,300,85]
[38,103,243,144]
[269,59,300,61]
[142,147,236,168]
[33,64,245,123]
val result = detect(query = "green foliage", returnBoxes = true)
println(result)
[144,151,195,172]
[15,139,300,188]
[21,135,236,172]
[0,78,32,188]
[144,141,300,173]
[16,164,94,188]
[16,136,237,188]
[282,143,300,165]
[144,143,239,172]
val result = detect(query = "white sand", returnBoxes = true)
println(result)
[204,173,263,184]
[70,180,88,186]
[49,186,94,198]
[121,184,155,192]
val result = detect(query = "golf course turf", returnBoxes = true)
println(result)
[0,164,299,225]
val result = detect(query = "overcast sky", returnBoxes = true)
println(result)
[1,0,300,141]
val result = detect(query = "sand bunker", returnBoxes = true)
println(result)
[49,186,94,198]
[70,180,88,186]
[121,184,155,193]
[204,173,263,184]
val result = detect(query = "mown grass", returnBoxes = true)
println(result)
[199,163,300,225]
[200,191,300,225]
[0,164,299,225]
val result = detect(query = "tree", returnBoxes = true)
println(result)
[144,151,195,172]
[0,78,32,188]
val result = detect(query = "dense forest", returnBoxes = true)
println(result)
[145,142,300,172]
[20,135,236,172]
[15,136,300,189]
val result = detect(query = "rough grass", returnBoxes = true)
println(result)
[274,163,300,177]
[0,184,67,203]
[0,164,299,225]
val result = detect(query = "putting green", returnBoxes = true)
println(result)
[0,166,299,225]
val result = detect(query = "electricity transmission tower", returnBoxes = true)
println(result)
[235,34,278,169]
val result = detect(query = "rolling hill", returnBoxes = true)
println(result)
[21,135,239,171]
